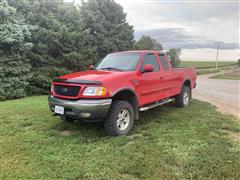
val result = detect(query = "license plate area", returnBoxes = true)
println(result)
[54,105,64,115]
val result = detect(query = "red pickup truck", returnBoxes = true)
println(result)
[48,50,196,136]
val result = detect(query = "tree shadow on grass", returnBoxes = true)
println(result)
[53,120,106,138]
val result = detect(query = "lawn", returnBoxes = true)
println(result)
[210,69,240,80]
[197,69,220,75]
[180,61,237,69]
[1,96,240,179]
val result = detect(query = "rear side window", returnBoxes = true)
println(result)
[141,54,160,72]
[158,54,170,70]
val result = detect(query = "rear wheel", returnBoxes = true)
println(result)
[175,86,191,107]
[60,115,75,123]
[104,100,134,136]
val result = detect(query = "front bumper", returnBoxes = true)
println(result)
[48,95,112,120]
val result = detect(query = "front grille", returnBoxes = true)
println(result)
[54,85,80,97]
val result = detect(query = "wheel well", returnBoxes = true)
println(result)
[183,80,191,97]
[112,90,139,120]
[183,79,191,88]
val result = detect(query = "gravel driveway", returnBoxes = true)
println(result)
[193,71,240,119]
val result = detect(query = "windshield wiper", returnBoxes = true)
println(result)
[101,67,123,71]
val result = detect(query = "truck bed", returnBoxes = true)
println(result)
[171,67,197,95]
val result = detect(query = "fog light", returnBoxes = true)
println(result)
[80,113,91,118]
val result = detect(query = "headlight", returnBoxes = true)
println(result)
[83,87,107,96]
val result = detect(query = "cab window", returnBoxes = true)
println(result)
[141,54,160,72]
[158,54,170,70]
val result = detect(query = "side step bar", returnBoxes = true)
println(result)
[139,98,173,111]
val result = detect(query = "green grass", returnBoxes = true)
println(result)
[1,96,240,179]
[180,61,237,69]
[197,69,220,75]
[210,70,240,80]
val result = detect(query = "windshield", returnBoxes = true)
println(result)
[95,52,141,71]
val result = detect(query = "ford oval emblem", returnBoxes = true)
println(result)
[62,88,68,93]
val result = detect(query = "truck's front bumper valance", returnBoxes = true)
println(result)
[48,95,112,120]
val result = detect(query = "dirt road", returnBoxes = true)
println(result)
[193,72,240,119]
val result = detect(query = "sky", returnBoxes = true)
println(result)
[115,0,239,49]
[71,0,239,61]
[114,0,239,61]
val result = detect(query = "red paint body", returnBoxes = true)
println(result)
[51,50,196,107]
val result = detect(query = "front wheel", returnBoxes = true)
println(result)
[175,86,191,107]
[104,100,134,136]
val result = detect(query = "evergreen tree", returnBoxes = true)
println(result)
[9,0,98,94]
[0,0,32,100]
[134,35,163,50]
[80,0,134,58]
[5,0,135,96]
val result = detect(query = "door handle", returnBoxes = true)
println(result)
[160,77,164,80]
[133,79,139,85]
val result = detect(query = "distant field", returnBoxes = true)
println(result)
[179,61,237,69]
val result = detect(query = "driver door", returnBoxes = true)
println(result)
[137,53,164,106]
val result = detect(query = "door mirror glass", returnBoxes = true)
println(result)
[143,64,153,73]
[140,53,160,72]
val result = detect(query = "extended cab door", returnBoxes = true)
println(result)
[157,53,175,98]
[137,53,165,106]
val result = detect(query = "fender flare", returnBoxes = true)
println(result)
[111,87,139,120]
[181,78,192,88]
[111,87,136,97]
[181,79,192,98]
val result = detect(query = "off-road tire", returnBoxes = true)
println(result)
[60,115,75,123]
[104,100,134,136]
[175,86,191,107]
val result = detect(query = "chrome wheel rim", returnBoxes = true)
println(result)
[183,92,189,105]
[116,109,130,131]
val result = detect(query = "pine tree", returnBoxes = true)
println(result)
[134,35,163,50]
[7,0,135,95]
[80,0,134,58]
[9,0,98,94]
[0,0,32,100]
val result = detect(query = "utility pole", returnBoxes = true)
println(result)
[215,41,220,70]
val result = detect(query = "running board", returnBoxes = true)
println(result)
[139,98,173,111]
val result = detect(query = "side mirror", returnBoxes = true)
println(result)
[88,65,95,70]
[143,64,153,73]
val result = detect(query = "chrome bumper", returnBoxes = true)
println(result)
[48,95,112,120]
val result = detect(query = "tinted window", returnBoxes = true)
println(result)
[158,54,170,70]
[141,54,160,72]
[96,52,141,71]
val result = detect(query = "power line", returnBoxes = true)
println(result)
[215,41,220,70]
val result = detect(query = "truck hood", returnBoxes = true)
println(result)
[57,70,134,84]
